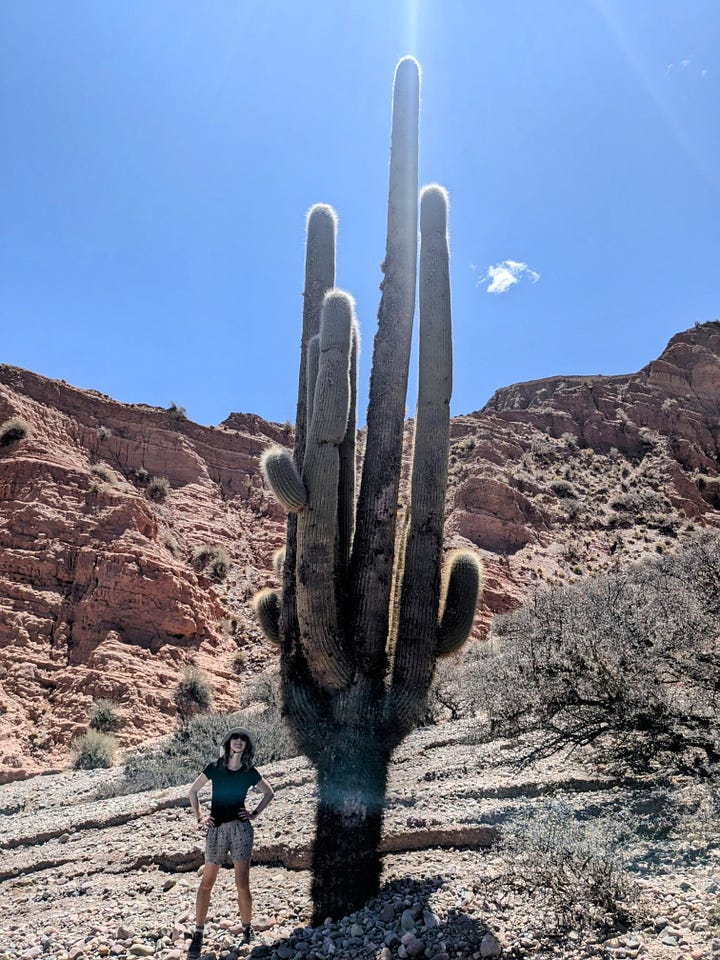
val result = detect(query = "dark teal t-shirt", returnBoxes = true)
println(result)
[203,760,262,825]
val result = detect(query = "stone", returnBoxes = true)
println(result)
[480,933,502,958]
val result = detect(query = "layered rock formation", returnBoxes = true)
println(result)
[1,322,719,780]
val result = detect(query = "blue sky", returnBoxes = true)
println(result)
[1,1,718,426]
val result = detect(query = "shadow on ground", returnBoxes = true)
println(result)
[192,875,493,960]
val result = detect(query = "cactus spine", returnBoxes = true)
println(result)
[255,58,482,922]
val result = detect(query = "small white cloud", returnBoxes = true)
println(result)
[666,63,674,75]
[680,58,692,69]
[476,259,540,295]
[702,68,709,78]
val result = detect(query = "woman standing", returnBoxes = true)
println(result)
[187,727,275,959]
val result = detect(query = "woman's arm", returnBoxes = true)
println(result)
[248,777,275,821]
[188,772,212,828]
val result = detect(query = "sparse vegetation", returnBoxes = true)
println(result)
[146,475,170,503]
[88,698,121,733]
[173,665,213,721]
[192,544,230,581]
[71,730,117,769]
[232,649,248,674]
[161,528,182,557]
[550,479,577,499]
[123,704,298,792]
[167,401,187,420]
[0,416,31,447]
[499,801,638,929]
[481,534,720,773]
[90,463,118,485]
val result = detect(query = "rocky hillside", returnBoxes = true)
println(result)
[1,322,719,781]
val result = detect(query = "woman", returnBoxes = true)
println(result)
[187,726,275,959]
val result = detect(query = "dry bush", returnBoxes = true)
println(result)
[147,476,170,503]
[71,730,117,769]
[89,698,121,733]
[193,544,230,581]
[499,801,638,930]
[481,534,720,773]
[173,666,213,721]
[0,416,30,447]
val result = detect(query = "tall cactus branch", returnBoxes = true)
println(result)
[386,184,453,739]
[350,57,420,677]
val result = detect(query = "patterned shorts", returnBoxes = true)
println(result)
[205,819,254,864]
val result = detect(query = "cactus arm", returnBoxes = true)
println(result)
[386,185,453,735]
[296,290,356,690]
[272,547,286,576]
[261,446,307,511]
[436,551,483,656]
[349,57,420,676]
[252,588,282,644]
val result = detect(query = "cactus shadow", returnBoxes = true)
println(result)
[236,873,493,960]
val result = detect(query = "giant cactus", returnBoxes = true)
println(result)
[255,57,483,922]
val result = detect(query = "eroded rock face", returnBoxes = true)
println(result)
[0,368,289,780]
[1,322,720,780]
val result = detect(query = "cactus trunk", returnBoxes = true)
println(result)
[254,58,483,921]
[310,737,389,923]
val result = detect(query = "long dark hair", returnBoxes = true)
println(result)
[221,734,255,771]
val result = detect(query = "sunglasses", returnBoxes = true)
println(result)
[230,734,248,742]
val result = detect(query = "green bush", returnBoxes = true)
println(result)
[89,698,121,733]
[71,730,117,769]
[173,666,213,721]
[147,476,170,503]
[0,417,31,447]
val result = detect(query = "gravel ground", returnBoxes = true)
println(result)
[1,721,718,960]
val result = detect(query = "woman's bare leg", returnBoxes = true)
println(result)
[234,860,252,925]
[195,863,221,924]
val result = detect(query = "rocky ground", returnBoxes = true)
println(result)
[1,720,718,960]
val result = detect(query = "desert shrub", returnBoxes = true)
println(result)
[482,534,720,772]
[550,479,577,499]
[232,649,248,674]
[147,475,170,503]
[168,401,187,420]
[499,801,638,929]
[173,666,213,721]
[426,648,488,723]
[90,463,118,485]
[123,706,299,792]
[193,544,230,581]
[71,730,117,769]
[89,698,121,733]
[0,416,31,447]
[161,528,182,557]
[96,425,112,441]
